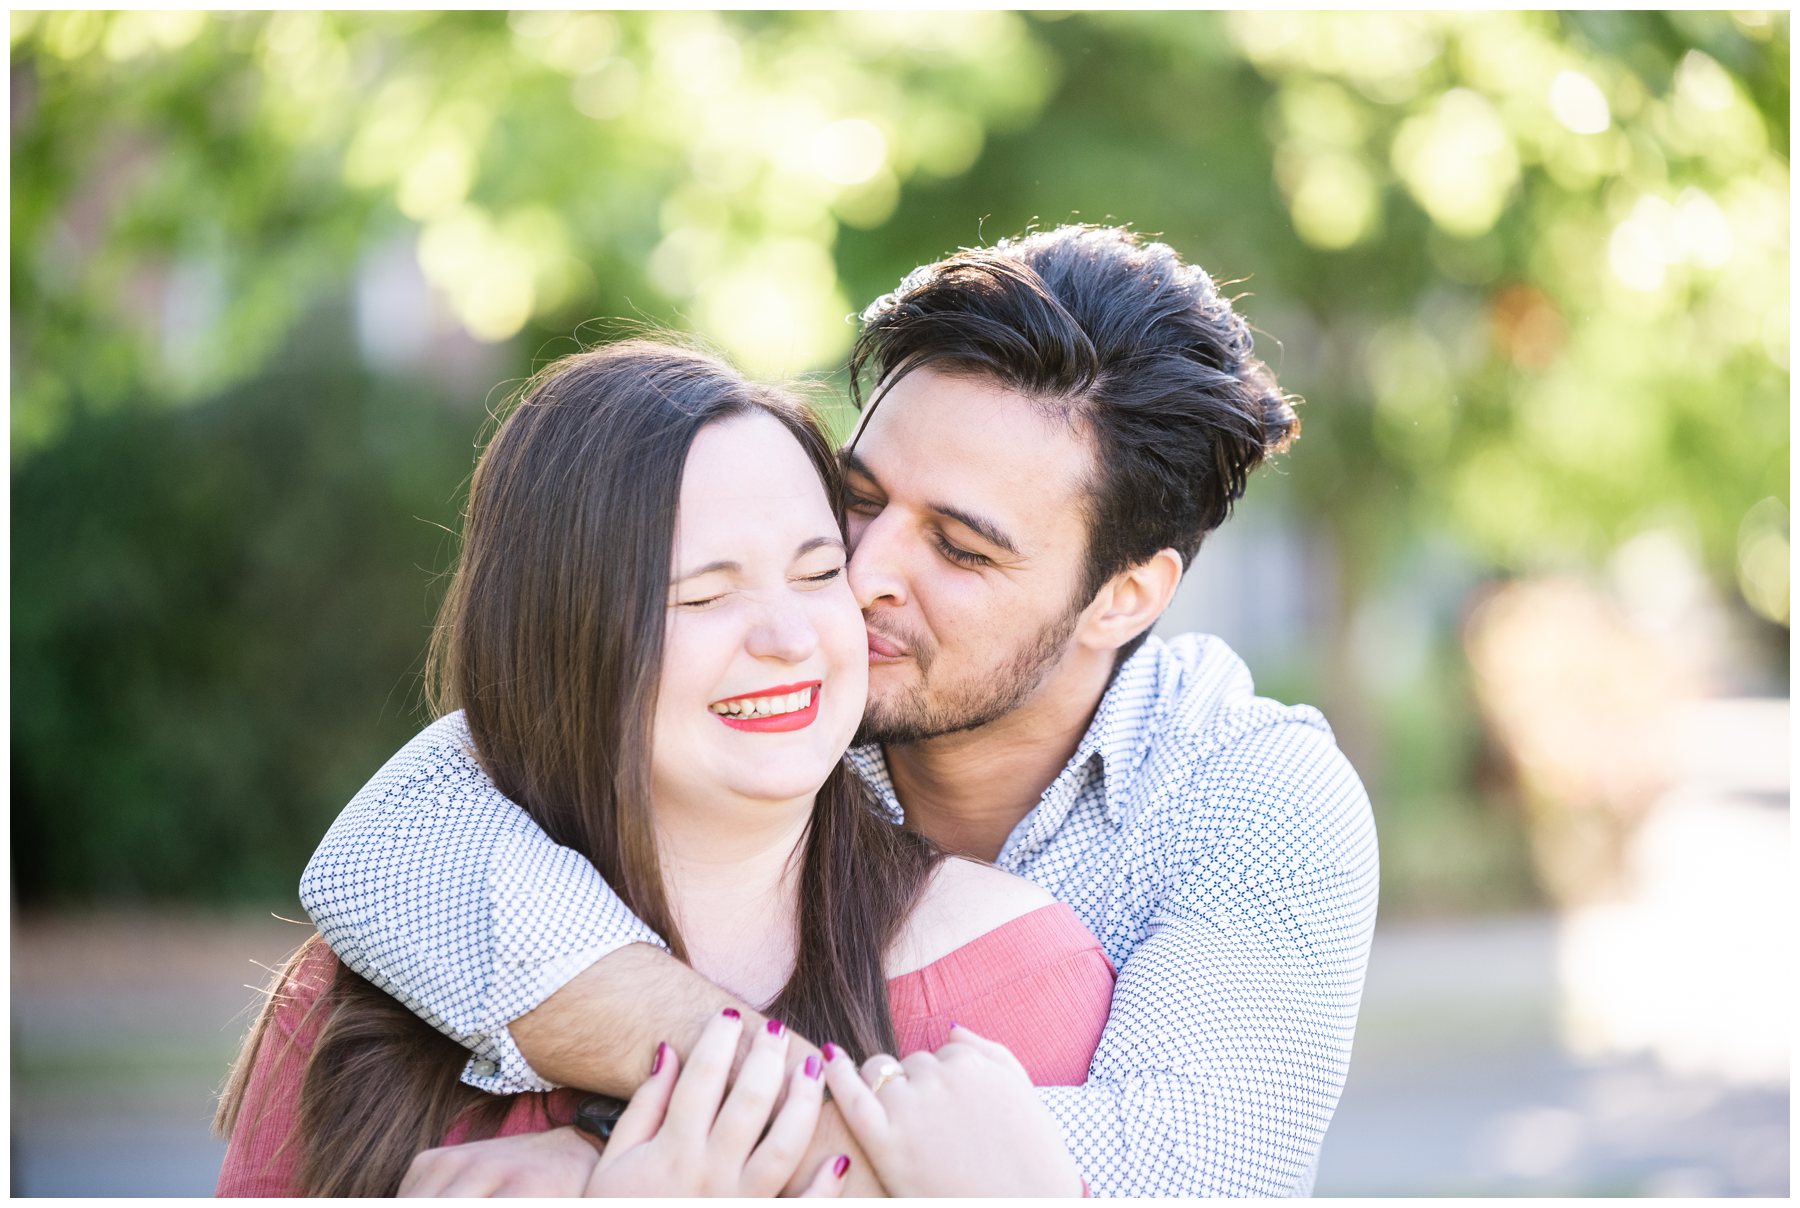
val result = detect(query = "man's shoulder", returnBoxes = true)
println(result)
[1135,632,1333,755]
[1125,634,1371,854]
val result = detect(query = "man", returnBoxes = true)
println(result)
[300,224,1378,1195]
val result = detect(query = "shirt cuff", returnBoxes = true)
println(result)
[459,932,671,1094]
[459,1028,548,1094]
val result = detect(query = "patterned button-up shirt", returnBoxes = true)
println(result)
[299,633,1378,1196]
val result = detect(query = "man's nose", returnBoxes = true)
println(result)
[745,596,820,663]
[847,511,908,611]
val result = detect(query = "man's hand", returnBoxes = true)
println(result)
[399,1126,601,1197]
[821,1025,1084,1198]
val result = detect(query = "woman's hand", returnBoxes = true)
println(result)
[586,1008,851,1197]
[400,1126,601,1196]
[821,1024,1085,1197]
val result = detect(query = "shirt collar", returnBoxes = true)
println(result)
[1072,635,1166,827]
[846,743,902,822]
[845,635,1168,837]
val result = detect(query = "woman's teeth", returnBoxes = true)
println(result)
[710,687,815,718]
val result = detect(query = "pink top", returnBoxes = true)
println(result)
[217,903,1114,1196]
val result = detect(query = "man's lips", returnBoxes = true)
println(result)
[864,629,907,661]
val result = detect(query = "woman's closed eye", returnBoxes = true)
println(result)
[675,564,841,607]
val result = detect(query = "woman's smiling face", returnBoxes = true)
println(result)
[650,411,868,816]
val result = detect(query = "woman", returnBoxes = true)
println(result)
[215,341,1111,1196]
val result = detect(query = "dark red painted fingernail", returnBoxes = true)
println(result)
[721,1008,740,1020]
[766,1017,785,1036]
[821,1042,839,1062]
[651,1042,668,1075]
[834,1154,851,1179]
[804,1054,822,1079]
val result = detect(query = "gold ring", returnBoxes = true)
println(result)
[868,1061,906,1095]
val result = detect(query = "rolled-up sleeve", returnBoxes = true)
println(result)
[298,712,667,1094]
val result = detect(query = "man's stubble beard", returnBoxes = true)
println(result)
[853,599,1085,748]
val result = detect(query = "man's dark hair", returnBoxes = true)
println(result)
[849,224,1300,659]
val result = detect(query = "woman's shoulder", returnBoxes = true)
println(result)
[884,865,1114,1085]
[267,934,343,1044]
[214,936,343,1197]
[886,857,1060,978]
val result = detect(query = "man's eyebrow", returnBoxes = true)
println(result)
[933,504,1019,557]
[672,536,846,583]
[841,450,880,487]
[841,451,1019,557]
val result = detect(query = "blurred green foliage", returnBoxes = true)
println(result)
[10,12,1788,906]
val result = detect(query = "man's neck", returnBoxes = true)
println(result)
[884,650,1116,862]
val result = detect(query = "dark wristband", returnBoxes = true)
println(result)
[573,1093,629,1142]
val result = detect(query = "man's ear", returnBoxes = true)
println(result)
[1076,548,1185,653]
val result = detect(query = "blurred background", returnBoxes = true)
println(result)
[9,10,1789,1196]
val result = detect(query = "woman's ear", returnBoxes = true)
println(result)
[1076,548,1184,653]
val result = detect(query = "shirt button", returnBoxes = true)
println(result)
[471,1058,498,1078]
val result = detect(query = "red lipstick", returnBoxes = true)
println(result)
[711,681,822,733]
[711,681,816,706]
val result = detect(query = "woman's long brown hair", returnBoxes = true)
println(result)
[215,341,943,1195]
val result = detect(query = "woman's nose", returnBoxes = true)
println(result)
[745,598,820,663]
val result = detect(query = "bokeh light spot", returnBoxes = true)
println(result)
[572,58,639,121]
[416,206,542,343]
[1736,498,1789,624]
[41,11,104,60]
[1549,69,1611,135]
[103,12,206,61]
[397,138,476,221]
[692,239,852,377]
[512,12,619,77]
[1674,50,1737,113]
[1673,188,1735,268]
[1392,89,1519,237]
[1287,152,1380,250]
[655,20,743,98]
[1608,196,1675,292]
[813,119,888,186]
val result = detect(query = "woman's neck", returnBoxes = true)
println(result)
[653,794,813,1008]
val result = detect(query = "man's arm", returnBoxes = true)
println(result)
[299,713,673,1092]
[396,1008,878,1202]
[1039,720,1379,1196]
[509,943,737,1094]
[512,947,879,1193]
[299,715,880,1189]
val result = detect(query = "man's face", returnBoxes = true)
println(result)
[843,366,1098,745]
